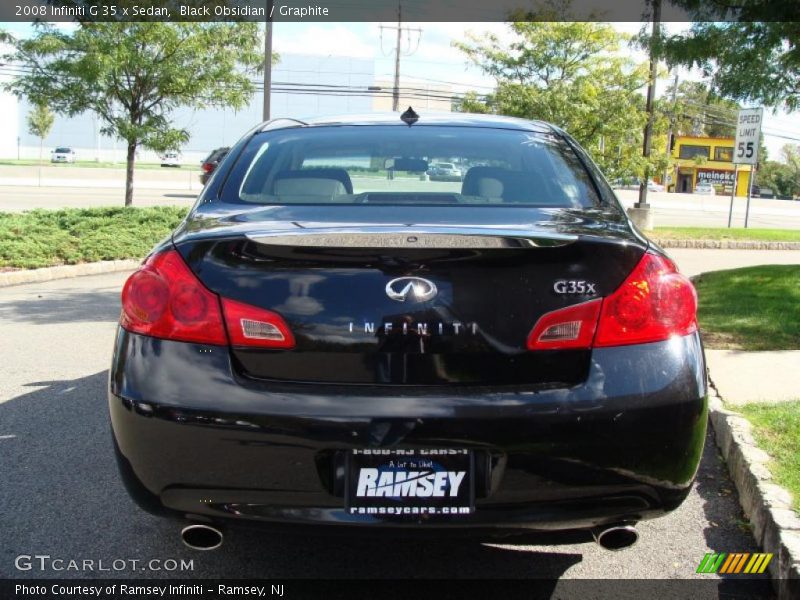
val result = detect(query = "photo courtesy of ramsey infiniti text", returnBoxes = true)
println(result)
[109,111,706,551]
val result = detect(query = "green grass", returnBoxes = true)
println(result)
[694,265,800,350]
[652,227,800,242]
[739,401,800,515]
[0,159,197,171]
[0,207,189,269]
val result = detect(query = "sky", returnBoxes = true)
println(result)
[3,20,799,160]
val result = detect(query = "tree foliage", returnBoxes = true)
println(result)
[27,102,54,141]
[662,80,740,138]
[3,22,270,205]
[454,22,664,180]
[650,3,800,112]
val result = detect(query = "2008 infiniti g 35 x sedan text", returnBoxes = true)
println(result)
[109,112,706,551]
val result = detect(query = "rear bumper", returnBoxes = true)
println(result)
[109,330,707,533]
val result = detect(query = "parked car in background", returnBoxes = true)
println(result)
[110,112,705,552]
[50,147,76,163]
[759,187,775,199]
[646,180,664,192]
[694,182,716,196]
[200,147,230,184]
[427,161,463,181]
[160,151,182,168]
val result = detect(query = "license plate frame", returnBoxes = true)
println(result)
[345,449,475,517]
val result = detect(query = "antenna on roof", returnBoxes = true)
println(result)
[400,107,419,126]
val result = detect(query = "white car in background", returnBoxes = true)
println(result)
[50,147,76,163]
[646,180,664,192]
[694,182,716,196]
[160,151,182,168]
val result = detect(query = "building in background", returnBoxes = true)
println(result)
[0,42,19,159]
[670,135,752,196]
[371,78,453,112]
[0,54,378,163]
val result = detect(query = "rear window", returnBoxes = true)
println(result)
[54,147,72,153]
[220,125,600,208]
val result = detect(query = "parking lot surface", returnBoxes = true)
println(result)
[0,270,774,595]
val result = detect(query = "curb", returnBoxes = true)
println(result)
[0,259,139,288]
[708,385,800,599]
[652,239,800,250]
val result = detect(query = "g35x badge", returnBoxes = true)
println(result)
[554,280,597,295]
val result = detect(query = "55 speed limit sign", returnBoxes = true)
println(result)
[734,107,763,165]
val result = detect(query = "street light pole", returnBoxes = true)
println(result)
[262,3,273,121]
[628,0,661,231]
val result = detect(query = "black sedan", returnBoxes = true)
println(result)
[110,112,705,552]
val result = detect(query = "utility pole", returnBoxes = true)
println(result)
[663,71,678,190]
[380,2,421,112]
[262,2,274,121]
[393,2,402,112]
[629,0,661,231]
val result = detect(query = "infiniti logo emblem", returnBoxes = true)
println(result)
[385,277,438,302]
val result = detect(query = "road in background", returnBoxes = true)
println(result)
[1,165,799,230]
[0,270,770,588]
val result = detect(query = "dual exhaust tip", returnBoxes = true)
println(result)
[593,523,639,551]
[181,524,223,551]
[178,521,637,552]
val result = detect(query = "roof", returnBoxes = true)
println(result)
[258,112,554,133]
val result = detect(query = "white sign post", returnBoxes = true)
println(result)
[729,107,763,228]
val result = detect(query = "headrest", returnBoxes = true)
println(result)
[273,168,353,195]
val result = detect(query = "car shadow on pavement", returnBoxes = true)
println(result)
[0,289,121,324]
[0,371,581,584]
[693,426,772,569]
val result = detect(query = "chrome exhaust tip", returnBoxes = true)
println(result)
[593,524,639,551]
[181,524,223,551]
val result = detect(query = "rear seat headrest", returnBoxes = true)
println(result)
[273,168,354,195]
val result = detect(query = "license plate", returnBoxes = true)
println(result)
[345,449,474,517]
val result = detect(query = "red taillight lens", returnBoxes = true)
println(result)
[221,298,295,349]
[594,252,697,347]
[527,299,602,350]
[120,249,296,349]
[526,252,697,351]
[202,163,214,173]
[121,250,227,345]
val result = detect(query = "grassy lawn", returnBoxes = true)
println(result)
[693,265,800,350]
[739,401,800,515]
[0,207,188,269]
[652,227,800,242]
[0,159,197,171]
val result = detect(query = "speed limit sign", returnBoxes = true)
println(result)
[734,107,763,165]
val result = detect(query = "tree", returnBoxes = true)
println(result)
[26,102,54,184]
[454,22,661,180]
[3,22,272,206]
[662,80,740,138]
[650,2,800,112]
[780,144,800,196]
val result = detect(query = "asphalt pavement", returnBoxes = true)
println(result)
[0,271,772,593]
[1,165,800,230]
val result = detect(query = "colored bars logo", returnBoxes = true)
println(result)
[697,553,773,574]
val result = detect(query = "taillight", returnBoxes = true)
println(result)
[202,163,214,173]
[526,251,697,351]
[221,298,295,349]
[121,249,296,349]
[121,250,228,345]
[594,252,697,347]
[527,299,602,350]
